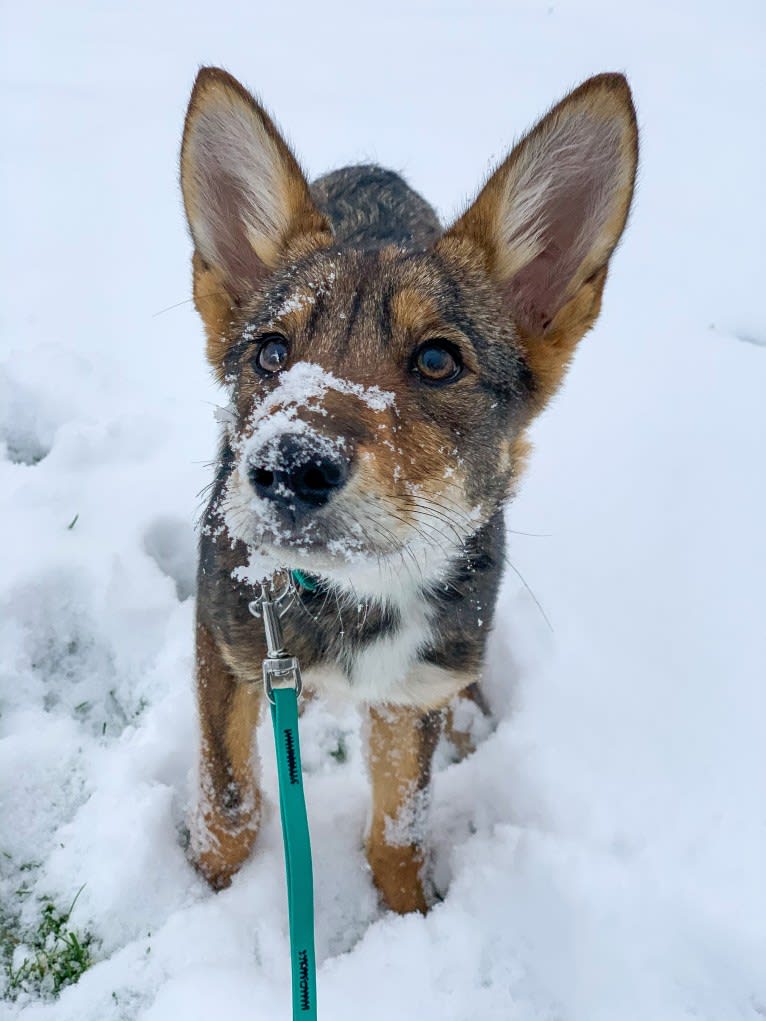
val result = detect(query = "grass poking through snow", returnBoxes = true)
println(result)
[2,885,95,1002]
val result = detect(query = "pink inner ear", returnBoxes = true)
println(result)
[505,115,622,334]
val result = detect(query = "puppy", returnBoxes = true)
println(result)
[180,67,638,912]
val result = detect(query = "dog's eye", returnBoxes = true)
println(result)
[254,335,289,375]
[412,341,463,384]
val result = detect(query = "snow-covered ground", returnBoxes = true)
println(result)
[1,2,764,1018]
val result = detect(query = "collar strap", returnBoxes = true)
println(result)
[291,568,319,592]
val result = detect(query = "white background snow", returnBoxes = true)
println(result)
[1,1,764,1018]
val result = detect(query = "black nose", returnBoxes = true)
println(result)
[248,435,349,513]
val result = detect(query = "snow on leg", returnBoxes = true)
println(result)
[443,680,493,762]
[365,703,443,914]
[189,620,263,890]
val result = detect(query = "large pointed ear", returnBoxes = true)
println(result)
[180,68,332,364]
[438,73,638,408]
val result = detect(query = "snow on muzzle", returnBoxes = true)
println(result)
[246,430,352,517]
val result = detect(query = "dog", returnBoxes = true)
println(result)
[180,67,638,913]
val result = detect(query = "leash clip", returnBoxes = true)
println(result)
[249,573,303,704]
[262,654,303,705]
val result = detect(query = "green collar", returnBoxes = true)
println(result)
[291,568,319,592]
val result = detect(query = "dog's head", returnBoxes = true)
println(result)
[180,69,637,594]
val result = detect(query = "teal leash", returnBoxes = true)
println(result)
[249,575,318,1020]
[271,689,317,1018]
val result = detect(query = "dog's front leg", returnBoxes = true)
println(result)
[366,703,443,914]
[189,621,263,890]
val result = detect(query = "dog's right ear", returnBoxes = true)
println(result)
[180,67,332,369]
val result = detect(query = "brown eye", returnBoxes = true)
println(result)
[254,334,289,375]
[413,341,463,384]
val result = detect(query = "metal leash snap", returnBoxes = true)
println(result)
[248,572,303,704]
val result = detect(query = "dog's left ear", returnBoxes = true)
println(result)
[180,67,332,372]
[438,73,638,410]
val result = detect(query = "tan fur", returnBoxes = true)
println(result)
[503,431,533,497]
[190,621,263,889]
[518,263,609,416]
[366,704,444,913]
[390,287,442,335]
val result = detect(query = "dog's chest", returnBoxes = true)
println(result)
[299,588,459,707]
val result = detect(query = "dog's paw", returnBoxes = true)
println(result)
[189,849,236,892]
[187,809,259,892]
[366,842,433,915]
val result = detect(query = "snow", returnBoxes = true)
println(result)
[1,1,764,1019]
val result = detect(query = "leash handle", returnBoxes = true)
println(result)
[270,687,317,1020]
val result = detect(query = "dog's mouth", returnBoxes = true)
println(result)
[221,459,484,596]
[223,465,411,563]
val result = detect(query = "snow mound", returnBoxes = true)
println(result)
[1,2,764,1019]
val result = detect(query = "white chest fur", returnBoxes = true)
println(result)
[301,584,468,708]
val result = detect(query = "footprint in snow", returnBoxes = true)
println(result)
[0,372,55,465]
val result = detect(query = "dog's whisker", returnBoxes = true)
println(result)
[500,554,553,633]
[360,509,431,590]
[392,495,470,549]
[151,290,228,318]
